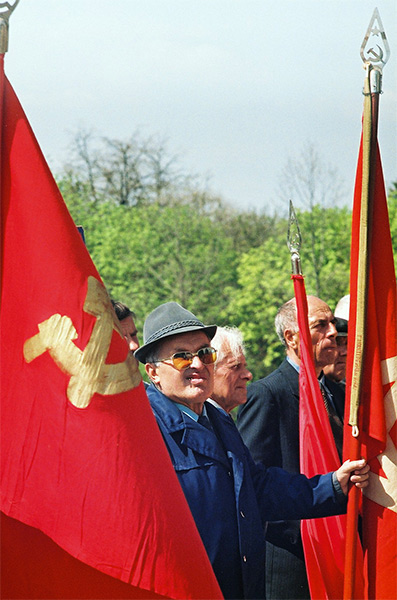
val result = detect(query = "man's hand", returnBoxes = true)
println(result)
[335,459,370,495]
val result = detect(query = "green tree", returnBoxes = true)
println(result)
[296,205,351,308]
[277,142,348,297]
[62,129,199,207]
[223,235,291,380]
[63,191,238,333]
[59,131,377,385]
[387,182,397,270]
[224,205,353,380]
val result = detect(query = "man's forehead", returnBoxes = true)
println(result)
[308,300,333,320]
[219,349,245,367]
[121,315,137,331]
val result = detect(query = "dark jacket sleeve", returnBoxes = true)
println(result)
[245,450,346,523]
[237,362,309,558]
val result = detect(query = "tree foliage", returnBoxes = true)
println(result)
[59,131,396,381]
[62,130,196,207]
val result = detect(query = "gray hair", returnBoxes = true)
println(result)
[211,326,246,366]
[144,345,162,387]
[274,298,297,348]
[145,346,161,365]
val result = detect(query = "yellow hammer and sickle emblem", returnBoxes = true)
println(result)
[23,276,141,408]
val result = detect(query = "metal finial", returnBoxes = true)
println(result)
[0,0,20,54]
[287,200,302,275]
[360,8,390,93]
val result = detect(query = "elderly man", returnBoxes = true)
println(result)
[209,326,252,414]
[324,295,349,384]
[135,301,369,600]
[237,295,346,600]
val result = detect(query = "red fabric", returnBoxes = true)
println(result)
[345,136,397,600]
[293,275,363,599]
[1,513,167,599]
[0,62,222,600]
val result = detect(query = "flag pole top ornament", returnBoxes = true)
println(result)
[287,200,302,276]
[0,0,19,54]
[360,7,390,94]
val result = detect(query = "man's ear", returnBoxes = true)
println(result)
[145,362,160,385]
[284,329,299,350]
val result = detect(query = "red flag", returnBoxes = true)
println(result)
[293,274,364,599]
[345,133,397,600]
[0,55,222,600]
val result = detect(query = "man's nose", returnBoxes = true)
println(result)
[191,354,205,368]
[328,321,338,337]
[126,336,139,353]
[242,368,253,381]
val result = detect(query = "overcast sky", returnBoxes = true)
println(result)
[4,0,397,213]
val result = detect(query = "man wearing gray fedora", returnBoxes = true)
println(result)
[135,301,369,600]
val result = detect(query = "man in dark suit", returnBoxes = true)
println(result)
[237,295,345,600]
[324,294,349,386]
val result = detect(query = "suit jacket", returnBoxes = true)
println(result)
[147,383,345,600]
[237,359,345,599]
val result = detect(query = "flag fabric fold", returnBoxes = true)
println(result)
[345,132,397,600]
[0,57,222,600]
[293,274,363,599]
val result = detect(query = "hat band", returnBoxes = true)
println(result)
[145,319,206,345]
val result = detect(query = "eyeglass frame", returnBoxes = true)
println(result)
[155,346,217,370]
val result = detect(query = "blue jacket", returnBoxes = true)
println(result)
[147,384,345,599]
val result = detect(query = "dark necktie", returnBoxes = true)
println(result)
[320,383,343,461]
[198,413,213,431]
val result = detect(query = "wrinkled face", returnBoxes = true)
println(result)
[307,297,338,369]
[145,330,214,414]
[323,335,348,382]
[120,316,139,354]
[212,345,252,413]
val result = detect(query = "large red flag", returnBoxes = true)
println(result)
[345,131,397,599]
[0,55,222,600]
[293,273,364,599]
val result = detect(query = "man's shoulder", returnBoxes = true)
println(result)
[145,384,181,427]
[249,359,297,391]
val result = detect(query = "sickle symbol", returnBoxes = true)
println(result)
[23,276,141,408]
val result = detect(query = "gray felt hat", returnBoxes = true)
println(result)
[134,301,217,364]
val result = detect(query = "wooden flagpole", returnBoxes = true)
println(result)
[343,9,390,599]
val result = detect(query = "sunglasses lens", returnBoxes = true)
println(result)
[170,348,217,370]
[172,353,192,370]
[198,347,217,364]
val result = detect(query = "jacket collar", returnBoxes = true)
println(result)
[146,385,235,468]
[280,358,300,397]
[146,384,187,433]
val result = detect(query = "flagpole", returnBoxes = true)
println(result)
[1,2,20,275]
[0,1,20,69]
[343,9,390,599]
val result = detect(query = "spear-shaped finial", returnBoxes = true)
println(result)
[360,7,390,94]
[287,200,302,275]
[0,0,20,54]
